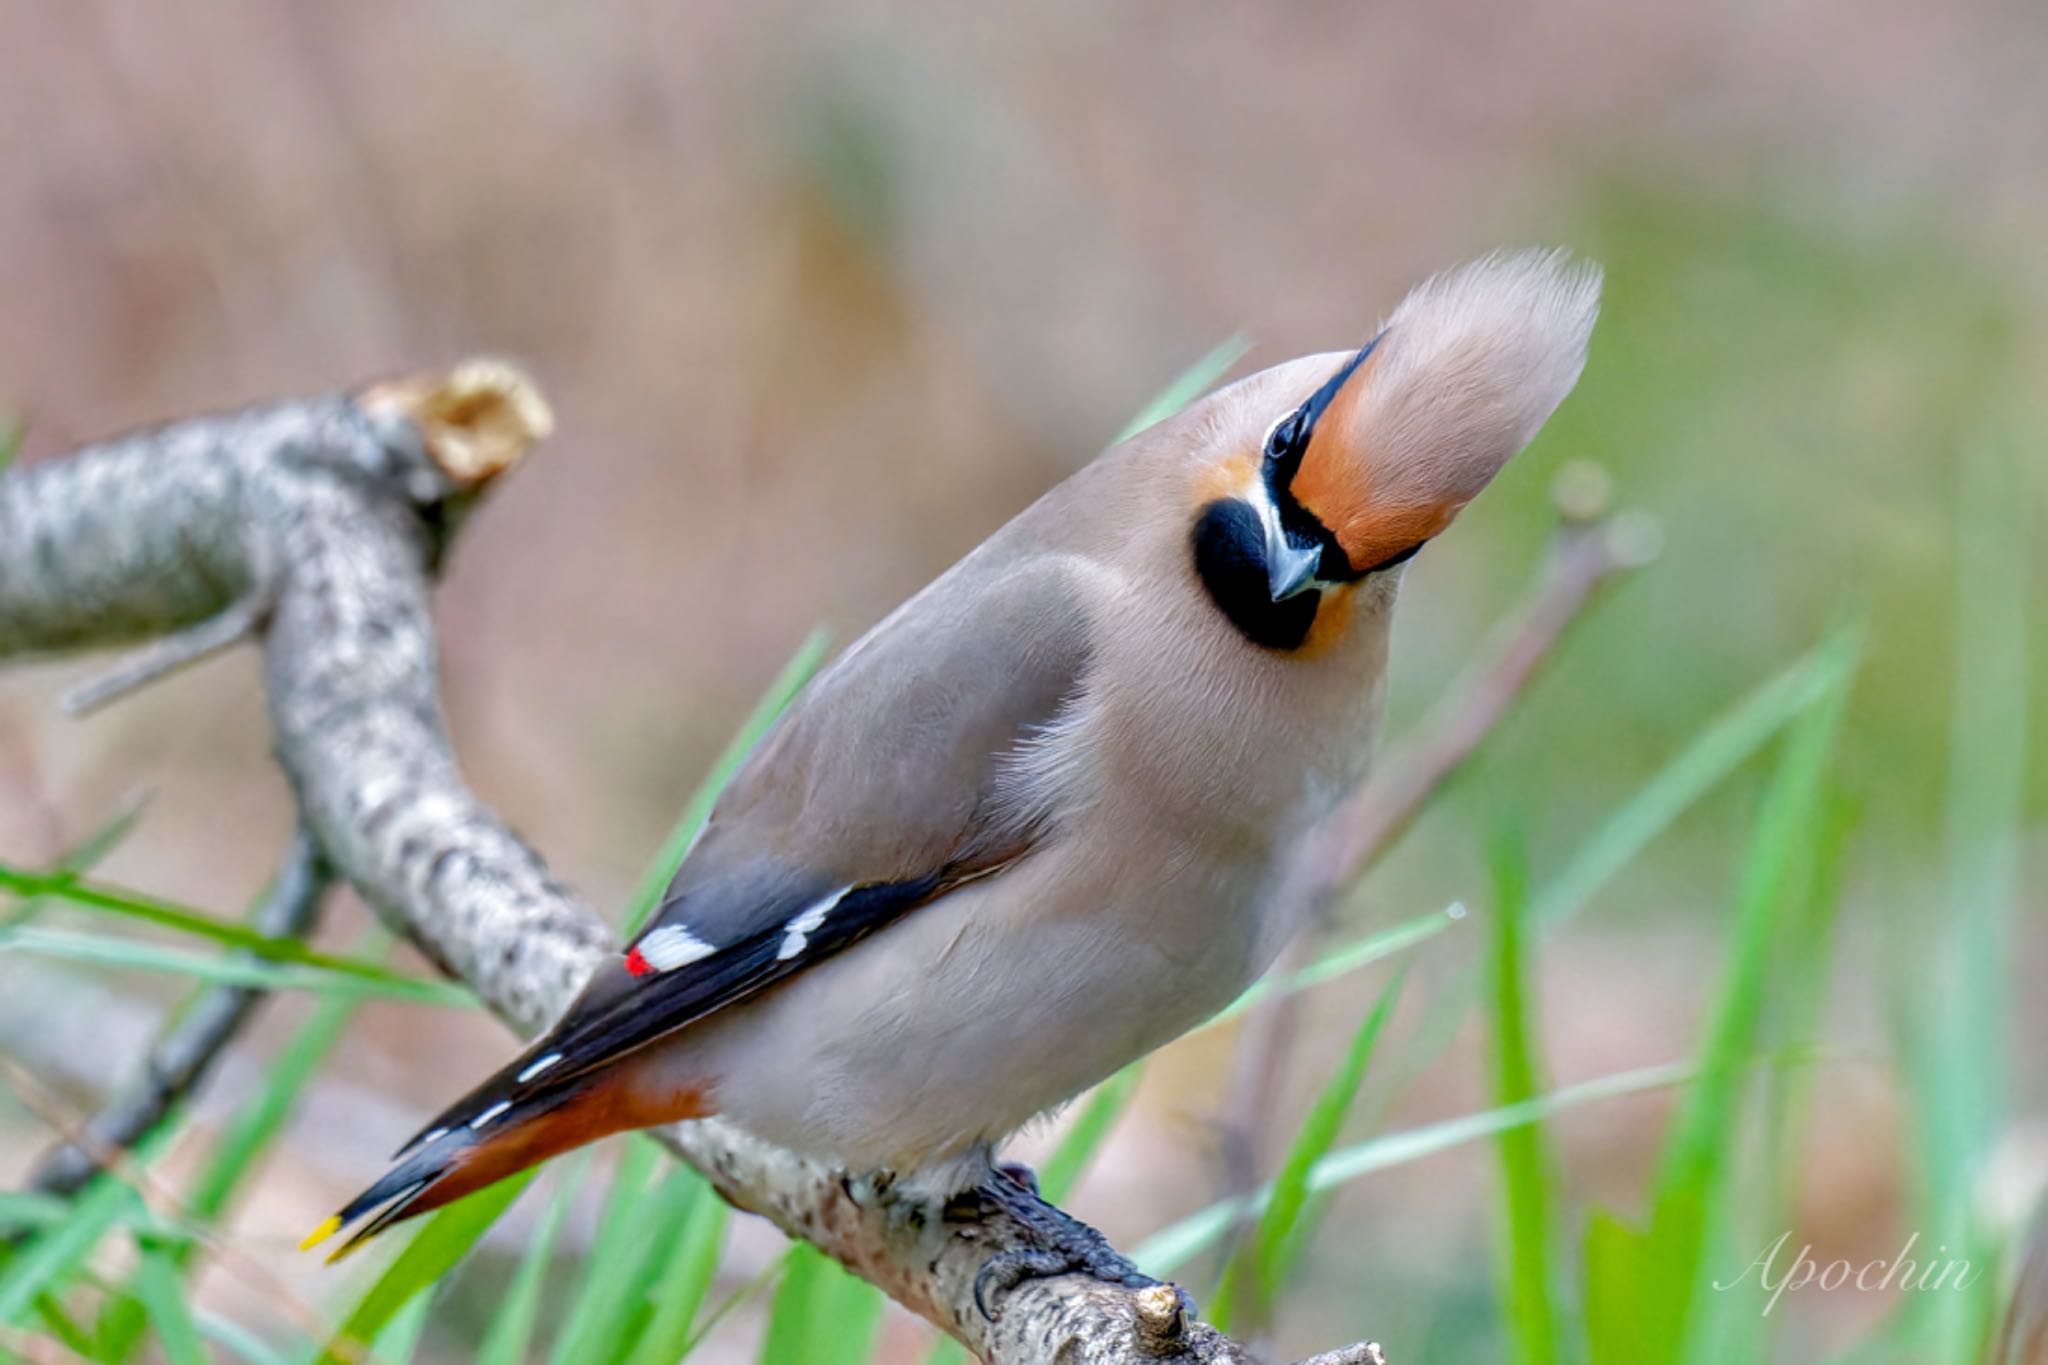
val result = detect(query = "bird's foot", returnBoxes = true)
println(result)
[947,1170,1172,1320]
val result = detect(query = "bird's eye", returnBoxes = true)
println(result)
[1265,411,1305,461]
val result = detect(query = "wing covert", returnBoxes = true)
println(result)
[396,552,1103,1155]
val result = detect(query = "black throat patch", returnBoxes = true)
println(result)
[1191,498,1321,651]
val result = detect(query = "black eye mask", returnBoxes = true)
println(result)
[1191,498,1323,651]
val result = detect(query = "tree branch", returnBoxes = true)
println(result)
[0,366,1383,1364]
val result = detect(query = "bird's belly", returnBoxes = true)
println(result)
[684,840,1277,1184]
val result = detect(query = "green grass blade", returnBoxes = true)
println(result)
[189,993,364,1226]
[1583,1207,1653,1365]
[36,1292,106,1362]
[315,1172,538,1365]
[1530,633,1852,929]
[3,798,152,931]
[1214,971,1403,1330]
[55,800,153,876]
[1699,790,1855,1365]
[1112,335,1254,444]
[0,865,463,998]
[758,1246,823,1365]
[476,1155,587,1365]
[624,629,833,934]
[1202,905,1460,1031]
[0,1193,81,1235]
[1134,1059,1697,1276]
[1037,1064,1145,1206]
[371,1290,434,1364]
[0,1123,175,1324]
[1256,977,1404,1284]
[742,1235,880,1365]
[544,1136,663,1365]
[759,1244,883,1365]
[757,1252,819,1365]
[1907,427,2030,1361]
[1486,827,1561,1365]
[1652,644,1851,1218]
[131,1246,208,1365]
[1593,630,1854,1365]
[197,1311,297,1365]
[670,1253,784,1361]
[812,1265,888,1365]
[622,1181,728,1365]
[96,977,367,1363]
[0,927,469,1004]
[563,1166,711,1365]
[1338,632,1864,1224]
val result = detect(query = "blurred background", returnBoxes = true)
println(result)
[0,3,2042,1362]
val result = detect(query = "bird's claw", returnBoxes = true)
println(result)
[971,1242,1158,1319]
[951,1170,1169,1320]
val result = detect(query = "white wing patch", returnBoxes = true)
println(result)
[516,1052,563,1083]
[638,924,717,971]
[778,886,853,961]
[471,1101,513,1129]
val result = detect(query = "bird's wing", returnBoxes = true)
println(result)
[395,548,1100,1152]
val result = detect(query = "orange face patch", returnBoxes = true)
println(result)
[1297,581,1357,656]
[1288,351,1458,572]
[1318,499,1458,574]
[1192,449,1258,510]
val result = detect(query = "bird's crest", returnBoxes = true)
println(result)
[1292,249,1601,571]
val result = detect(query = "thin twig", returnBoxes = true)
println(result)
[26,824,332,1196]
[59,594,267,716]
[1214,474,1658,1342]
[1281,484,1660,921]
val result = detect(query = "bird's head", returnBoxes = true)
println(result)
[1188,249,1601,650]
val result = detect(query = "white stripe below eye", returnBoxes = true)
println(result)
[638,924,716,971]
[471,1100,513,1129]
[1245,477,1285,542]
[778,886,854,961]
[517,1053,562,1083]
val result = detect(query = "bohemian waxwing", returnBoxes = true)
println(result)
[309,249,1602,1292]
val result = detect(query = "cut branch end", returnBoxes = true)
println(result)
[358,359,554,488]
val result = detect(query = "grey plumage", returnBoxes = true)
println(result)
[319,248,1602,1246]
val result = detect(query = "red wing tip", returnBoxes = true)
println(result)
[624,946,653,976]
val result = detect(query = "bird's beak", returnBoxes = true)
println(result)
[1265,526,1322,602]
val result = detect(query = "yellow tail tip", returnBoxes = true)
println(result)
[325,1237,371,1266]
[299,1216,342,1253]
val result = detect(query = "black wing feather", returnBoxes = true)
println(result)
[549,873,943,1088]
[395,873,943,1156]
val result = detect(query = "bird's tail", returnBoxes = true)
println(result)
[303,1068,708,1261]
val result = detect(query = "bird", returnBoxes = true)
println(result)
[306,249,1601,1300]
